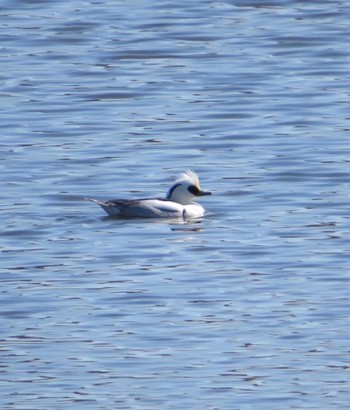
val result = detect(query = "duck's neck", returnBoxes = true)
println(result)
[166,184,192,205]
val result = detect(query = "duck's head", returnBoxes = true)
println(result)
[166,170,212,205]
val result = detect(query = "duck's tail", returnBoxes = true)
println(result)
[85,198,121,216]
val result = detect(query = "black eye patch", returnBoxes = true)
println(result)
[188,185,200,195]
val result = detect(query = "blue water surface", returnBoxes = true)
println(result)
[1,1,350,409]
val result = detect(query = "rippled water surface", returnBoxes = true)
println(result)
[1,1,350,409]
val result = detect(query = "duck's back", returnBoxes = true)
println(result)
[95,198,184,218]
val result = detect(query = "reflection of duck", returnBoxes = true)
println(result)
[87,170,211,218]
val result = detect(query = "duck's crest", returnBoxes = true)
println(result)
[176,170,200,186]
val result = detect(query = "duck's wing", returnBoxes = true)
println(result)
[140,199,184,217]
[87,198,184,218]
[115,199,184,218]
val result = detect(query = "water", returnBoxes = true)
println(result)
[1,0,350,409]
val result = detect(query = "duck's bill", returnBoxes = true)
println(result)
[197,190,212,196]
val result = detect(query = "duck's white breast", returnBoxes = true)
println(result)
[182,203,205,218]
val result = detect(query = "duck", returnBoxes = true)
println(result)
[87,170,211,218]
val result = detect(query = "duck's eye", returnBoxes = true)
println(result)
[188,185,200,195]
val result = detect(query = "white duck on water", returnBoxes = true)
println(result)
[87,170,211,218]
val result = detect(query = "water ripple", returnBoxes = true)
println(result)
[1,0,350,409]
